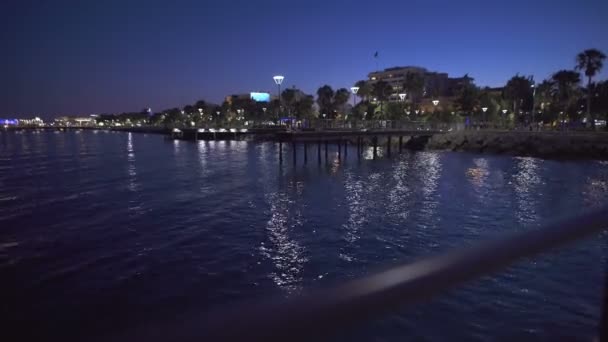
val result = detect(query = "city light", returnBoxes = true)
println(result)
[432,100,439,106]
[399,93,406,101]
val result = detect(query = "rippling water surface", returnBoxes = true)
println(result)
[2,130,608,341]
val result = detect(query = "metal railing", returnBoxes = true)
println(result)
[117,207,608,341]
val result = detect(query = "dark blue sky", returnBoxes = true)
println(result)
[2,0,607,118]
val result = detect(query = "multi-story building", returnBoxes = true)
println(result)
[368,66,469,101]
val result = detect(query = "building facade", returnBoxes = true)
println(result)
[368,66,468,101]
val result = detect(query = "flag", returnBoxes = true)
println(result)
[374,51,379,58]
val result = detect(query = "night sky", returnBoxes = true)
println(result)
[2,0,607,118]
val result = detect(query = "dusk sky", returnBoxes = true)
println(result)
[2,0,607,118]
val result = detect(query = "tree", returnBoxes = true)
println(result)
[385,102,405,120]
[295,95,315,120]
[503,74,533,116]
[535,80,555,122]
[316,85,335,118]
[333,88,350,117]
[281,88,298,117]
[372,81,392,118]
[352,101,375,120]
[592,81,608,119]
[576,48,606,128]
[354,80,372,101]
[402,72,425,104]
[551,70,581,122]
[454,82,479,115]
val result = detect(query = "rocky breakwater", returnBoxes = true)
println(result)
[426,131,608,160]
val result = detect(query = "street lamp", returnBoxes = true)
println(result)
[350,86,359,107]
[530,83,536,124]
[432,100,439,106]
[399,93,406,102]
[273,75,284,118]
[482,107,488,122]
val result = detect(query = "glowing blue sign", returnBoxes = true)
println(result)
[250,92,270,103]
[1,119,18,125]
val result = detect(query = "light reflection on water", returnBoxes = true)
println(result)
[1,132,608,341]
[512,157,542,225]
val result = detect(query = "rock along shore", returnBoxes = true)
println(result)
[426,130,608,160]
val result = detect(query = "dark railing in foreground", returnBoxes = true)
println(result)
[118,207,608,342]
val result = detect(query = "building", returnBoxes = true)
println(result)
[368,66,469,101]
[54,116,96,127]
[225,92,271,105]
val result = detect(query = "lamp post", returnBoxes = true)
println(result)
[482,107,488,123]
[530,82,536,125]
[399,93,406,102]
[273,75,284,120]
[432,100,439,119]
[350,86,359,107]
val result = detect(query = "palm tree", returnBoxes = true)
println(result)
[551,70,581,123]
[402,72,425,104]
[372,80,392,118]
[354,80,372,101]
[576,48,606,128]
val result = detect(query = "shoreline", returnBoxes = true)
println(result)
[425,131,608,161]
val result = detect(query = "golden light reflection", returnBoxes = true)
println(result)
[330,153,341,174]
[466,158,489,189]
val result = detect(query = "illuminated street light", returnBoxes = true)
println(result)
[502,109,508,114]
[273,75,284,118]
[399,93,406,102]
[350,86,359,107]
[531,82,536,124]
[482,107,488,112]
[432,100,439,106]
[482,107,488,122]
